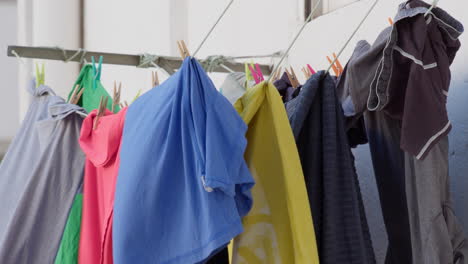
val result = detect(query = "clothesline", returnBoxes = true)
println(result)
[7,45,275,75]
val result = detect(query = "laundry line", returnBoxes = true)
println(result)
[7,45,274,75]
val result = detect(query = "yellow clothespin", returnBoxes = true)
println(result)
[177,40,191,59]
[69,84,84,105]
[112,81,122,113]
[35,62,45,87]
[93,96,109,130]
[388,17,394,25]
[151,71,160,88]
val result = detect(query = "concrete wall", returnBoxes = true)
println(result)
[0,0,19,145]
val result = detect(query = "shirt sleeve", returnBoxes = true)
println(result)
[202,95,254,216]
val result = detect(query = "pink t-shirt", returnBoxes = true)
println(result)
[78,108,127,264]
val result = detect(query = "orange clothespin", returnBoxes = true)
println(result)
[327,56,340,76]
[69,84,84,105]
[285,66,300,88]
[388,17,394,25]
[333,52,344,75]
[112,81,122,113]
[93,96,109,130]
[177,40,190,59]
[151,71,160,88]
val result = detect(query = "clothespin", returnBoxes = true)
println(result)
[245,62,255,83]
[301,66,310,79]
[93,96,108,130]
[69,84,84,105]
[91,56,103,90]
[270,66,282,83]
[112,81,122,113]
[248,64,260,84]
[177,40,190,59]
[333,52,344,75]
[307,64,316,75]
[285,66,300,88]
[35,62,45,87]
[151,71,160,88]
[327,55,341,76]
[388,17,394,25]
[301,65,316,79]
[119,101,129,109]
[254,64,265,82]
[424,0,439,17]
[132,89,142,104]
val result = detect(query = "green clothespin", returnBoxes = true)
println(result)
[91,56,103,90]
[245,62,255,83]
[35,62,45,88]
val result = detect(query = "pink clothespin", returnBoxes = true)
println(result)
[307,64,316,75]
[248,64,264,84]
[248,65,259,84]
[254,64,265,82]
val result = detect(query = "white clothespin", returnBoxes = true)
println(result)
[424,0,439,17]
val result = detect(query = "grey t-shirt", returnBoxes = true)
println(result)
[0,80,86,263]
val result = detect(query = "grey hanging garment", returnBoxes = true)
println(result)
[0,80,86,264]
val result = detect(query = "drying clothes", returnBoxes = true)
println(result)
[56,65,118,264]
[334,35,388,117]
[337,1,464,159]
[364,110,414,263]
[365,110,468,264]
[55,194,83,264]
[219,72,248,104]
[113,58,254,264]
[232,82,319,264]
[206,247,229,264]
[78,108,128,264]
[0,80,86,263]
[372,0,464,159]
[337,3,468,260]
[285,72,376,264]
[405,137,468,264]
[273,72,301,103]
[68,64,118,113]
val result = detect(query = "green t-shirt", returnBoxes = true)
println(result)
[55,64,118,264]
[68,64,119,113]
[54,195,83,264]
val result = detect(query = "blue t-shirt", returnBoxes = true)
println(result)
[113,58,254,264]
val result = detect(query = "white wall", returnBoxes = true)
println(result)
[0,1,19,143]
[10,0,468,263]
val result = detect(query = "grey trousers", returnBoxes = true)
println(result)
[365,110,468,264]
[405,136,468,264]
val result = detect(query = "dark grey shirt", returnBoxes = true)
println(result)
[285,72,376,264]
[337,0,464,160]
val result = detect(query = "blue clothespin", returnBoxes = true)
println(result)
[91,56,103,90]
